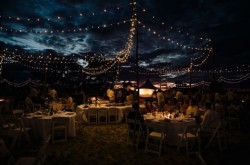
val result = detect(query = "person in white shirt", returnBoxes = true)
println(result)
[201,102,221,129]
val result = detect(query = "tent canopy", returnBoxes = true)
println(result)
[140,79,157,89]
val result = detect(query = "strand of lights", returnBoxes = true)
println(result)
[0,56,3,76]
[191,50,212,67]
[0,77,83,88]
[137,20,213,68]
[81,2,137,74]
[116,18,136,62]
[217,73,250,84]
[3,50,249,75]
[137,20,212,52]
[0,19,131,34]
[121,65,188,75]
[0,3,130,24]
[137,3,211,50]
[18,61,82,73]
[0,78,32,87]
[2,50,111,64]
[81,59,117,74]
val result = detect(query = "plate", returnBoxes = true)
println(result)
[65,112,75,115]
[33,115,43,118]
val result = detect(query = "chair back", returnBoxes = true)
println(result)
[12,109,24,119]
[52,117,69,127]
[33,104,42,112]
[108,108,117,123]
[51,117,68,143]
[184,124,201,137]
[87,108,98,124]
[33,140,50,165]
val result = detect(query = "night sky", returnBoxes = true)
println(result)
[0,0,249,84]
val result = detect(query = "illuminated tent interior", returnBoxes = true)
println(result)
[139,79,158,98]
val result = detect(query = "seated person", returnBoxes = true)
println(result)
[48,87,58,100]
[186,98,199,117]
[179,99,189,114]
[143,100,157,114]
[65,95,73,105]
[25,94,34,112]
[127,103,145,132]
[126,92,134,105]
[201,102,221,129]
[64,95,74,111]
[163,99,176,113]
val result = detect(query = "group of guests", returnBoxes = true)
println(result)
[23,86,74,112]
[106,84,136,104]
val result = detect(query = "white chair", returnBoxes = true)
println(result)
[0,129,19,151]
[0,114,15,129]
[126,119,145,150]
[17,101,25,109]
[108,108,117,124]
[75,113,84,133]
[15,138,50,165]
[227,108,241,129]
[0,138,15,164]
[32,104,42,112]
[12,109,24,119]
[145,121,167,156]
[203,121,227,152]
[12,109,32,145]
[87,108,98,125]
[51,117,69,144]
[25,104,34,113]
[177,124,201,155]
[97,109,107,124]
[124,108,132,123]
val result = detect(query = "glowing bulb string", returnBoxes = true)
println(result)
[217,73,250,83]
[0,19,132,34]
[0,56,3,76]
[137,20,212,53]
[135,2,212,43]
[0,2,132,25]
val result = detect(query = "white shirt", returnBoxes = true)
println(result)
[201,109,221,128]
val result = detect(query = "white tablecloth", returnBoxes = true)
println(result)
[144,115,196,146]
[23,112,76,141]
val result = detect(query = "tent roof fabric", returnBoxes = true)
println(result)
[140,79,157,89]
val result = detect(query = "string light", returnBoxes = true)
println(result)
[217,73,250,84]
[0,1,248,85]
[0,56,3,76]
